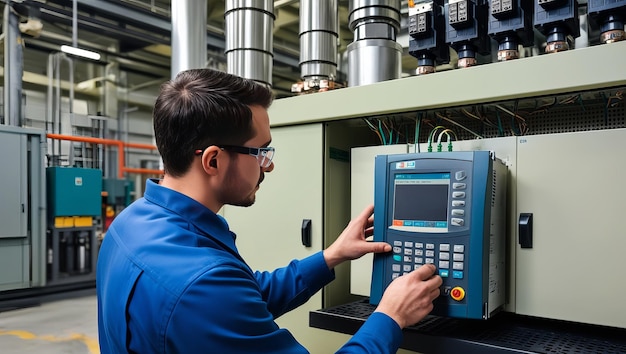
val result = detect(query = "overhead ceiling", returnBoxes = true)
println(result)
[7,0,417,99]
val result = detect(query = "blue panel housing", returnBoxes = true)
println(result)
[370,151,498,320]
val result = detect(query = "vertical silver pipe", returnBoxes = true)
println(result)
[72,0,78,47]
[47,53,55,158]
[171,0,208,79]
[347,0,402,87]
[225,0,275,86]
[3,2,24,126]
[299,0,338,82]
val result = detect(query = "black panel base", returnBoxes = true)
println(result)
[310,299,626,353]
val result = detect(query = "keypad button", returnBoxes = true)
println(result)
[455,171,466,181]
[404,241,414,248]
[439,269,449,277]
[404,248,413,255]
[415,249,424,256]
[392,273,400,279]
[393,255,402,262]
[425,258,435,264]
[415,243,424,249]
[392,264,401,272]
[453,271,464,279]
[414,257,424,264]
[393,247,402,253]
[404,256,412,263]
[393,240,402,246]
[439,252,450,260]
[425,250,435,257]
[453,253,464,261]
[403,265,412,272]
[453,182,466,189]
[439,244,450,251]
[439,261,449,269]
[454,245,465,253]
[453,262,464,270]
[414,264,422,270]
[426,243,435,249]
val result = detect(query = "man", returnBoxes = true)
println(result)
[97,68,442,353]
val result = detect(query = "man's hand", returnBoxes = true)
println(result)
[323,204,391,270]
[374,264,442,328]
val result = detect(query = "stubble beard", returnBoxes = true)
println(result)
[221,165,261,208]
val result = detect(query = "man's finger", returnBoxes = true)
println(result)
[368,242,391,253]
[412,264,437,280]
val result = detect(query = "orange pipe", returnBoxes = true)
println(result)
[125,142,158,150]
[123,167,163,175]
[46,133,163,178]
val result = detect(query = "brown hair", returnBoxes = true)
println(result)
[153,69,274,177]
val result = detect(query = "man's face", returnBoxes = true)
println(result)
[218,105,274,207]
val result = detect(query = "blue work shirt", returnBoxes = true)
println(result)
[97,179,402,353]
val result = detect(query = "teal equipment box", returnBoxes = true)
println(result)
[46,167,103,218]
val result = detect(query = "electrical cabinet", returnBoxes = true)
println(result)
[0,126,46,291]
[250,40,626,352]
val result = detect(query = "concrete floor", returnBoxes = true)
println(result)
[0,291,98,354]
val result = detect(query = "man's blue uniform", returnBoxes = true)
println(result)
[97,179,402,353]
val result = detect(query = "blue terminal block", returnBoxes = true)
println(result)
[587,0,626,44]
[534,0,580,52]
[408,0,450,74]
[444,0,491,67]
[487,0,535,61]
[46,167,103,219]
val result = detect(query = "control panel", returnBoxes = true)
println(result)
[369,151,507,320]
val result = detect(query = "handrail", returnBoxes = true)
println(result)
[46,133,163,178]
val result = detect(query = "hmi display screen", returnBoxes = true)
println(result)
[392,173,450,232]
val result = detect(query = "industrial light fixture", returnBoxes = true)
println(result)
[62,0,101,61]
[60,45,101,60]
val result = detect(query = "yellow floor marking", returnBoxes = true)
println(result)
[0,330,99,354]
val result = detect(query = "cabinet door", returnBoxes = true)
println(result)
[516,128,626,329]
[0,131,27,238]
[223,123,350,352]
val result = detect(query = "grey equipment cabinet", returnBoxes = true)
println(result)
[0,125,46,291]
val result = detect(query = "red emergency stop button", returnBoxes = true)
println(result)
[450,286,465,301]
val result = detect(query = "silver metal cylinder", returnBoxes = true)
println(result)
[3,4,24,126]
[171,0,208,78]
[347,39,402,87]
[225,0,274,86]
[348,0,401,35]
[347,0,402,86]
[299,0,338,80]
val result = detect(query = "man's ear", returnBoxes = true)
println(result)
[201,146,221,174]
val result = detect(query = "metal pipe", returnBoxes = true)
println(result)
[3,2,24,126]
[225,0,275,86]
[299,0,338,83]
[347,0,402,86]
[171,0,207,77]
